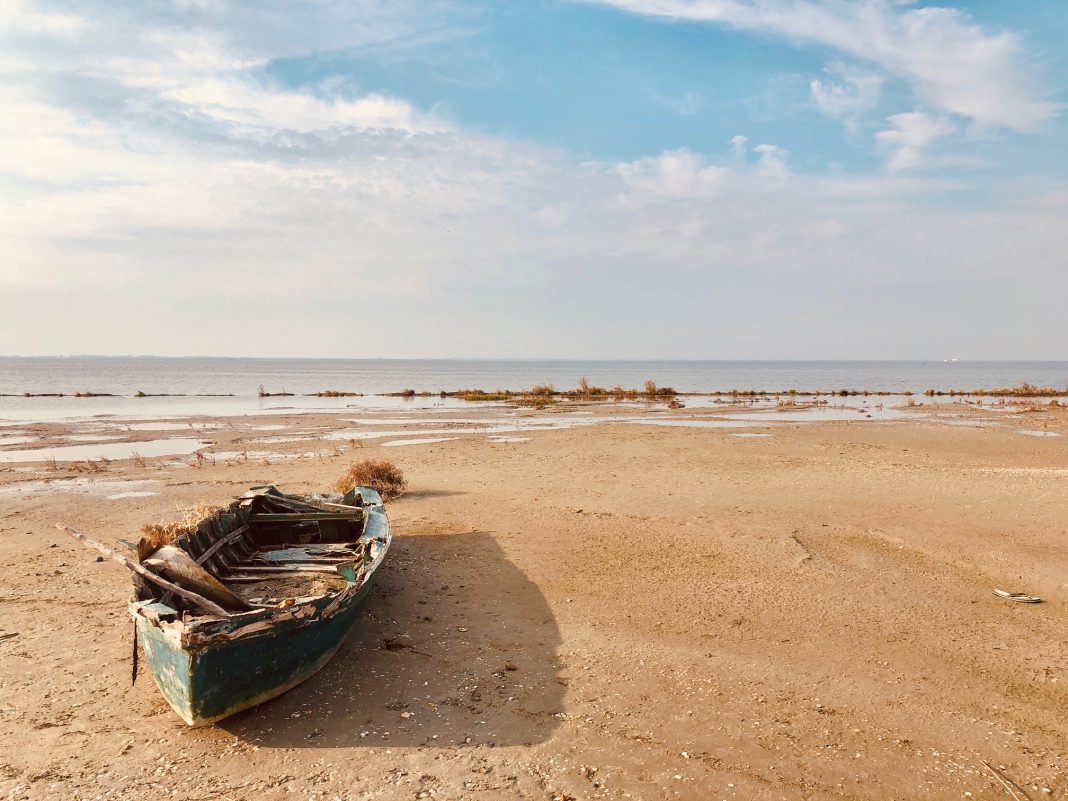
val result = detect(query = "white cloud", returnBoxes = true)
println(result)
[589,0,1059,131]
[730,134,749,159]
[810,63,883,130]
[752,143,789,180]
[164,79,449,137]
[612,149,731,200]
[875,111,955,171]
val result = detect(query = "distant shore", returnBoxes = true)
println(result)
[6,382,1068,400]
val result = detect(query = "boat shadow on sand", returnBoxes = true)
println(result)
[219,530,564,748]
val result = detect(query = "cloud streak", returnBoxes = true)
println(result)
[589,0,1059,131]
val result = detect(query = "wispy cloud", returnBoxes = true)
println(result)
[810,63,884,131]
[587,0,1059,131]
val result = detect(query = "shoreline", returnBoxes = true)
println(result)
[6,384,1068,399]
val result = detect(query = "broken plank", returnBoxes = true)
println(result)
[226,565,347,576]
[249,512,362,522]
[195,524,251,566]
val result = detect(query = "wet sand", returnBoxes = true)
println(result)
[1,401,1066,800]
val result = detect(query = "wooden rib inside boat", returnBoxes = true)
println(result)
[126,484,391,726]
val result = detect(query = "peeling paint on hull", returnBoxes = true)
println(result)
[135,578,376,726]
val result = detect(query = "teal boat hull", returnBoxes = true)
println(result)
[134,576,377,725]
[130,486,390,726]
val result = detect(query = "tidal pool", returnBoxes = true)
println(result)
[0,438,210,463]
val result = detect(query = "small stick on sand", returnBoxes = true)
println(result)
[982,760,1026,801]
[56,523,228,617]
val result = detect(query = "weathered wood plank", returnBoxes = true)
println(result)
[195,524,251,566]
[249,512,362,522]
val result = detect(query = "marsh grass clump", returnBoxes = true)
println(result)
[131,451,147,468]
[564,377,607,399]
[643,380,677,398]
[514,395,557,408]
[458,389,512,401]
[925,383,1066,398]
[258,385,294,397]
[334,459,408,501]
[530,382,554,397]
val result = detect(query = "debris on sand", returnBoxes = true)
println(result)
[993,588,1042,604]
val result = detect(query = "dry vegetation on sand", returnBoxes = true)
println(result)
[334,459,408,500]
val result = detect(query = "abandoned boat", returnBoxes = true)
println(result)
[113,484,388,726]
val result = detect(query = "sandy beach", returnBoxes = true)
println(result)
[1,399,1066,800]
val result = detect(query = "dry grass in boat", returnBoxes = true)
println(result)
[334,459,408,501]
[139,504,224,557]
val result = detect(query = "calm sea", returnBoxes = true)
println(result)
[1,357,1066,423]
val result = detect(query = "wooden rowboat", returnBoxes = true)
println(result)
[124,484,391,726]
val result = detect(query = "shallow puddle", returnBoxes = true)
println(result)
[1018,430,1061,438]
[329,427,467,440]
[0,438,211,463]
[721,406,914,423]
[931,418,1003,428]
[732,432,773,438]
[123,421,223,431]
[628,418,773,429]
[0,435,38,447]
[487,436,531,443]
[253,434,321,444]
[208,450,323,461]
[381,437,459,447]
[106,491,160,500]
[0,478,160,497]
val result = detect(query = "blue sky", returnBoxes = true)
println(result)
[269,2,1067,174]
[1,1,1066,358]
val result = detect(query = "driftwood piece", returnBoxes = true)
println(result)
[982,761,1025,801]
[55,523,229,617]
[142,545,252,612]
